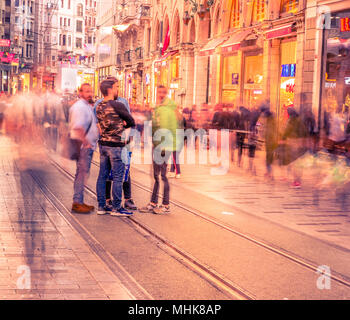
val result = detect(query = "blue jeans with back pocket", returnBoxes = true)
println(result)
[96,145,125,209]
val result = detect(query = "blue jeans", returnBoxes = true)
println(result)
[96,145,125,209]
[73,147,94,204]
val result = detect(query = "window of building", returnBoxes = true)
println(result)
[230,0,240,29]
[281,0,299,14]
[76,20,83,33]
[77,4,83,16]
[252,0,265,23]
[76,37,82,48]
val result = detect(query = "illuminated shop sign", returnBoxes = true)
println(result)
[281,79,295,92]
[340,18,350,32]
[0,39,11,47]
[0,52,19,64]
[281,64,296,77]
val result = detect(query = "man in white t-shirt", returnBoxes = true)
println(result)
[69,83,99,214]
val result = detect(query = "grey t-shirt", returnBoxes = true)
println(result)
[69,99,99,150]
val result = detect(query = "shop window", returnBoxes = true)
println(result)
[243,54,264,108]
[230,0,240,29]
[281,0,299,15]
[222,55,240,103]
[252,0,265,23]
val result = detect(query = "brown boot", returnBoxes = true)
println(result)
[83,204,95,211]
[72,203,93,214]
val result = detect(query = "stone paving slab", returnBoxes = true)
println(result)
[0,136,135,300]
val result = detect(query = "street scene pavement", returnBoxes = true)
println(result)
[1,131,350,300]
[1,0,350,304]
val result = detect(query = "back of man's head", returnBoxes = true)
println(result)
[100,80,115,97]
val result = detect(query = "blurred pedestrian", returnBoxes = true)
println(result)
[169,106,184,179]
[280,107,308,187]
[261,110,278,179]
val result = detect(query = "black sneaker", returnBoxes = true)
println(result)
[125,199,137,210]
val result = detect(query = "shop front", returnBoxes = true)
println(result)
[278,39,297,123]
[321,10,350,117]
[219,31,252,106]
[0,66,11,92]
[42,74,55,91]
[242,50,264,108]
[153,51,179,102]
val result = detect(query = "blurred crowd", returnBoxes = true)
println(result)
[1,89,350,210]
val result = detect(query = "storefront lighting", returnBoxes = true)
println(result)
[183,11,191,25]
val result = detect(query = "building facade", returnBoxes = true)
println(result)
[96,0,350,129]
[0,0,11,92]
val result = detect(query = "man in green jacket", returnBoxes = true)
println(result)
[140,85,180,214]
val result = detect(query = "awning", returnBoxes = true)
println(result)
[161,50,179,60]
[200,37,228,56]
[221,30,252,54]
[154,50,179,65]
[265,24,294,40]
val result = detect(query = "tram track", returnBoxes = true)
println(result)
[46,157,254,300]
[47,156,350,298]
[86,160,350,289]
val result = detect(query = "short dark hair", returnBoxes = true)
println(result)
[157,85,167,90]
[79,83,91,92]
[100,80,115,97]
[106,76,118,83]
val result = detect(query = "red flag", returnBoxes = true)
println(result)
[162,25,170,55]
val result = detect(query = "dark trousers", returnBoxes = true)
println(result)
[106,175,132,200]
[151,150,171,206]
[170,151,181,174]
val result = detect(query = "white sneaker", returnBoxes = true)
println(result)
[175,174,181,179]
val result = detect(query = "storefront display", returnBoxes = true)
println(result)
[279,40,297,123]
[243,53,263,108]
[321,10,350,116]
[154,51,179,101]
[221,54,240,104]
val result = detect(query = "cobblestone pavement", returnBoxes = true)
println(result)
[0,136,134,300]
[130,148,350,252]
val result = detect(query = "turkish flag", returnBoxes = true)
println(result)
[162,25,170,56]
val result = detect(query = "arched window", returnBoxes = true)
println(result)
[281,0,299,14]
[174,14,180,45]
[154,20,160,51]
[77,3,83,16]
[230,0,240,29]
[214,7,222,36]
[252,0,265,23]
